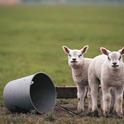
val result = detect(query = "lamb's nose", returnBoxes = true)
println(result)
[113,62,117,65]
[72,58,76,61]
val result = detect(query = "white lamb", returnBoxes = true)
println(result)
[62,45,92,113]
[88,47,124,117]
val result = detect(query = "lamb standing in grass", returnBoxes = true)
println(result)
[62,45,92,112]
[88,47,124,117]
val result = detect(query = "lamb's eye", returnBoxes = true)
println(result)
[78,54,82,57]
[108,56,111,61]
[118,56,121,60]
[68,54,71,57]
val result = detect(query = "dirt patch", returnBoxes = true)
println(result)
[0,99,124,124]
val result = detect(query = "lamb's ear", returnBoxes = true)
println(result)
[118,47,124,56]
[62,46,70,55]
[100,47,110,56]
[80,45,89,54]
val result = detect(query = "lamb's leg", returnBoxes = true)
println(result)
[87,86,92,112]
[110,88,115,113]
[77,85,87,113]
[98,86,103,113]
[102,86,111,117]
[77,86,80,100]
[88,74,99,115]
[115,87,123,117]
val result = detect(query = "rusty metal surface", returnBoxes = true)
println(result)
[56,86,77,99]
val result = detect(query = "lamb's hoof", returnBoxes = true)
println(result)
[104,114,112,118]
[77,109,84,114]
[110,107,114,114]
[77,107,84,114]
[117,115,123,119]
[115,113,123,118]
[87,110,99,117]
[103,111,112,118]
[86,112,93,116]
[79,112,87,117]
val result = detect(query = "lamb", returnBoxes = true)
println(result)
[88,47,124,117]
[62,45,92,113]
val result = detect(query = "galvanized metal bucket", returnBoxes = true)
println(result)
[3,72,57,114]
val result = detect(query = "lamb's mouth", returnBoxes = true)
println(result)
[112,65,119,68]
[71,61,77,63]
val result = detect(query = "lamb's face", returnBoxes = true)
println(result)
[107,52,122,69]
[62,45,89,68]
[67,49,84,67]
[100,47,124,70]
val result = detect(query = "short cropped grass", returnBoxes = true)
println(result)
[0,4,124,124]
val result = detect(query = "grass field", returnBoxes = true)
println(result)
[0,4,124,124]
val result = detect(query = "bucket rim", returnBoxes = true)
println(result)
[29,72,57,114]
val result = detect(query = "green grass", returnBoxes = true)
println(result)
[0,4,124,123]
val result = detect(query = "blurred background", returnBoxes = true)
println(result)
[0,0,124,5]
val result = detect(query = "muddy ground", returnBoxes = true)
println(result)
[0,99,124,124]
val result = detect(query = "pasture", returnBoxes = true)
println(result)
[0,4,124,123]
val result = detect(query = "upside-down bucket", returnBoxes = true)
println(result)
[3,72,56,114]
